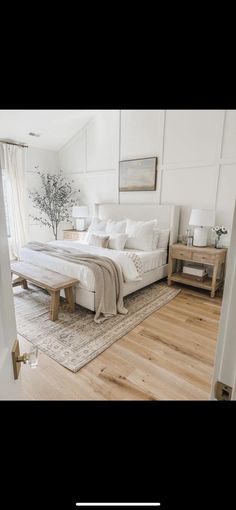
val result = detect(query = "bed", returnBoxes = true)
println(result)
[20,203,180,312]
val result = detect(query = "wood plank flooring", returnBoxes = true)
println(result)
[18,284,222,400]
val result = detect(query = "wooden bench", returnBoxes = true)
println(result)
[11,261,78,321]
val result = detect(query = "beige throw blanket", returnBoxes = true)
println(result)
[24,241,128,323]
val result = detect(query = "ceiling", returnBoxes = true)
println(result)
[0,110,98,151]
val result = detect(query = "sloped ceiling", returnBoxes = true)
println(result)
[0,110,99,151]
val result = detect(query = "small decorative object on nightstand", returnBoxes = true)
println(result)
[212,225,228,249]
[187,229,194,247]
[168,243,227,297]
[63,229,87,241]
[182,228,193,246]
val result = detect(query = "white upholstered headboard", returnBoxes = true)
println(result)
[94,203,180,245]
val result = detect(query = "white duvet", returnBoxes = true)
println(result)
[19,240,167,292]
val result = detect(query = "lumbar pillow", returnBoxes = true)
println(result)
[106,219,127,234]
[88,233,110,248]
[125,219,158,251]
[108,233,128,250]
[85,229,110,245]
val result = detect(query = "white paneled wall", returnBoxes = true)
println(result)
[59,130,86,174]
[120,110,163,160]
[163,110,222,166]
[120,110,164,205]
[221,110,236,160]
[59,111,120,217]
[216,165,236,245]
[86,110,119,172]
[161,165,219,236]
[58,109,236,245]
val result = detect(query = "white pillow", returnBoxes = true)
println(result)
[88,217,108,232]
[84,217,108,243]
[156,228,170,249]
[106,219,127,234]
[125,219,157,251]
[108,233,128,250]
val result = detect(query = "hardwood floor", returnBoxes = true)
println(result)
[18,284,222,400]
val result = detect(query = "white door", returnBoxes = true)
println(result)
[210,199,236,400]
[0,169,25,399]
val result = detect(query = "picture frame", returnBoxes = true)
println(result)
[119,157,158,192]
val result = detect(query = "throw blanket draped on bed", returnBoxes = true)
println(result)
[24,241,128,323]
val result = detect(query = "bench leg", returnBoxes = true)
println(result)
[50,291,60,321]
[65,287,75,312]
[21,279,28,290]
[11,275,28,289]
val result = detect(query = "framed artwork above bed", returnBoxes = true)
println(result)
[119,157,157,192]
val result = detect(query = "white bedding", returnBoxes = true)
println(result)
[19,240,167,292]
[123,248,167,272]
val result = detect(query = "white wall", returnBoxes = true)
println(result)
[59,111,120,220]
[26,147,59,242]
[58,109,236,245]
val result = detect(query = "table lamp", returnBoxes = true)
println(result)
[189,208,215,247]
[72,205,89,231]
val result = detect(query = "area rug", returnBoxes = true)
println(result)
[13,282,180,372]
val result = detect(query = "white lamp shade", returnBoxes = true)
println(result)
[189,208,215,227]
[72,205,89,218]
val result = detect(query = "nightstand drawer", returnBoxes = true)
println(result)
[64,232,74,240]
[172,248,192,261]
[193,252,216,264]
[63,230,87,241]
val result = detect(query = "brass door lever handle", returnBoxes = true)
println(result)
[17,353,30,364]
[12,340,38,379]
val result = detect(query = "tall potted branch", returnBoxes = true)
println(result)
[29,170,79,240]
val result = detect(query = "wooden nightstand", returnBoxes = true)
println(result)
[168,243,227,297]
[63,229,87,241]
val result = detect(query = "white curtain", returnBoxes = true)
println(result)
[0,143,28,259]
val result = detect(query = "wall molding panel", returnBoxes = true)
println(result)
[57,109,236,245]
[213,110,226,212]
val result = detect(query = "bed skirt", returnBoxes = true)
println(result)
[61,264,168,312]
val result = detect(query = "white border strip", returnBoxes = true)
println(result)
[76,504,161,507]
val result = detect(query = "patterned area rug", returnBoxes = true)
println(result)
[13,282,180,372]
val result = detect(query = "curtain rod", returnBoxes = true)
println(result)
[0,140,28,148]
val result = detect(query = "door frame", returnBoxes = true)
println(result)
[0,167,25,399]
[210,199,236,399]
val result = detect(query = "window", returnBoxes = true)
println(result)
[2,172,11,237]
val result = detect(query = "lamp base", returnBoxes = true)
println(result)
[75,218,86,231]
[193,227,208,247]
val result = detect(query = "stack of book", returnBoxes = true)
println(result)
[182,265,208,281]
